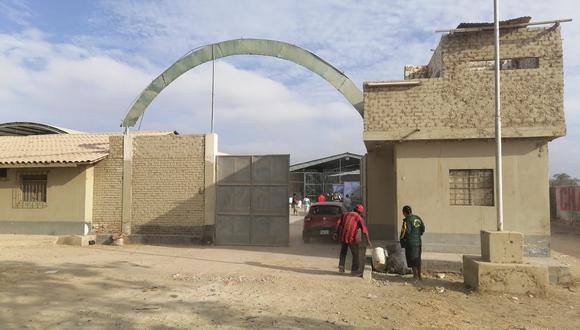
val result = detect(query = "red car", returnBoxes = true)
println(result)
[302,202,346,243]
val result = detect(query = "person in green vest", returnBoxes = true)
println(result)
[399,205,425,280]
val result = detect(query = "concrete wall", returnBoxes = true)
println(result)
[364,26,564,142]
[364,144,398,241]
[92,134,213,243]
[552,186,580,223]
[393,139,551,256]
[0,165,93,235]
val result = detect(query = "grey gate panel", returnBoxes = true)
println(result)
[216,155,289,246]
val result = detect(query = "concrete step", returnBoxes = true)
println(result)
[366,249,571,284]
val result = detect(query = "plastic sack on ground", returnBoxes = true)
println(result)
[385,242,409,275]
[371,247,388,271]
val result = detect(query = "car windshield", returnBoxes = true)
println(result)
[310,205,342,216]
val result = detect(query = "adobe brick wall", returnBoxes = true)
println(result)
[364,26,565,141]
[131,134,206,236]
[92,136,123,234]
[92,134,207,240]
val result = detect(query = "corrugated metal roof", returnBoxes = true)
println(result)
[0,122,85,136]
[0,134,110,166]
[290,152,362,172]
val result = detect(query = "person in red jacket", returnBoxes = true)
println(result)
[333,204,372,275]
[317,194,326,203]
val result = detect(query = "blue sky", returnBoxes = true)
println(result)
[0,0,578,177]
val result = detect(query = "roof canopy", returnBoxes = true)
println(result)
[0,122,84,136]
[290,152,362,172]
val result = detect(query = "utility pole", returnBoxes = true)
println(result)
[494,0,504,231]
[211,44,215,133]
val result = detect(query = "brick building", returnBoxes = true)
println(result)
[0,18,567,253]
[0,131,215,244]
[363,18,565,256]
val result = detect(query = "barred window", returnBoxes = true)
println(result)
[449,169,494,206]
[13,173,48,208]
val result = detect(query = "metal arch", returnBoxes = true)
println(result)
[121,38,364,127]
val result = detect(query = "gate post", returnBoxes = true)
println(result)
[203,133,218,243]
[121,132,134,236]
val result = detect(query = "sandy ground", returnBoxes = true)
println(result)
[0,217,579,330]
[551,219,580,280]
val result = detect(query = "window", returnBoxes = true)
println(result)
[13,172,48,208]
[0,168,7,180]
[467,57,539,71]
[310,205,343,216]
[449,169,494,206]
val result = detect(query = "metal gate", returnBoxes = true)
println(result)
[215,155,289,246]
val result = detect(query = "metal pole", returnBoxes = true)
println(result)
[494,0,504,231]
[339,158,342,183]
[210,44,215,133]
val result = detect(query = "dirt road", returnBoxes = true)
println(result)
[0,217,578,329]
[551,220,580,279]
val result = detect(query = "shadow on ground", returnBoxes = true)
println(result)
[245,261,345,277]
[0,260,353,329]
[115,217,343,261]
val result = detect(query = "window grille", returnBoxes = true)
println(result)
[449,169,494,206]
[13,172,48,208]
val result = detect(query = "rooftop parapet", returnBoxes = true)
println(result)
[364,18,566,142]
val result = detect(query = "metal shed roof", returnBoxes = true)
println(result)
[0,122,85,136]
[290,152,362,172]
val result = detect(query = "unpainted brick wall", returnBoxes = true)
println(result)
[131,135,206,236]
[364,26,565,140]
[92,136,123,234]
[92,134,207,238]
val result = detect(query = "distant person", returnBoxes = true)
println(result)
[291,193,299,215]
[303,196,311,213]
[317,194,326,203]
[343,194,352,211]
[331,192,340,201]
[334,204,372,276]
[399,205,425,280]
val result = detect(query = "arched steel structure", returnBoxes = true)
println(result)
[121,39,363,127]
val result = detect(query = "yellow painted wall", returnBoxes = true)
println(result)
[0,165,93,223]
[394,139,550,236]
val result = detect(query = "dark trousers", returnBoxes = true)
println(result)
[405,245,422,268]
[339,243,360,272]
